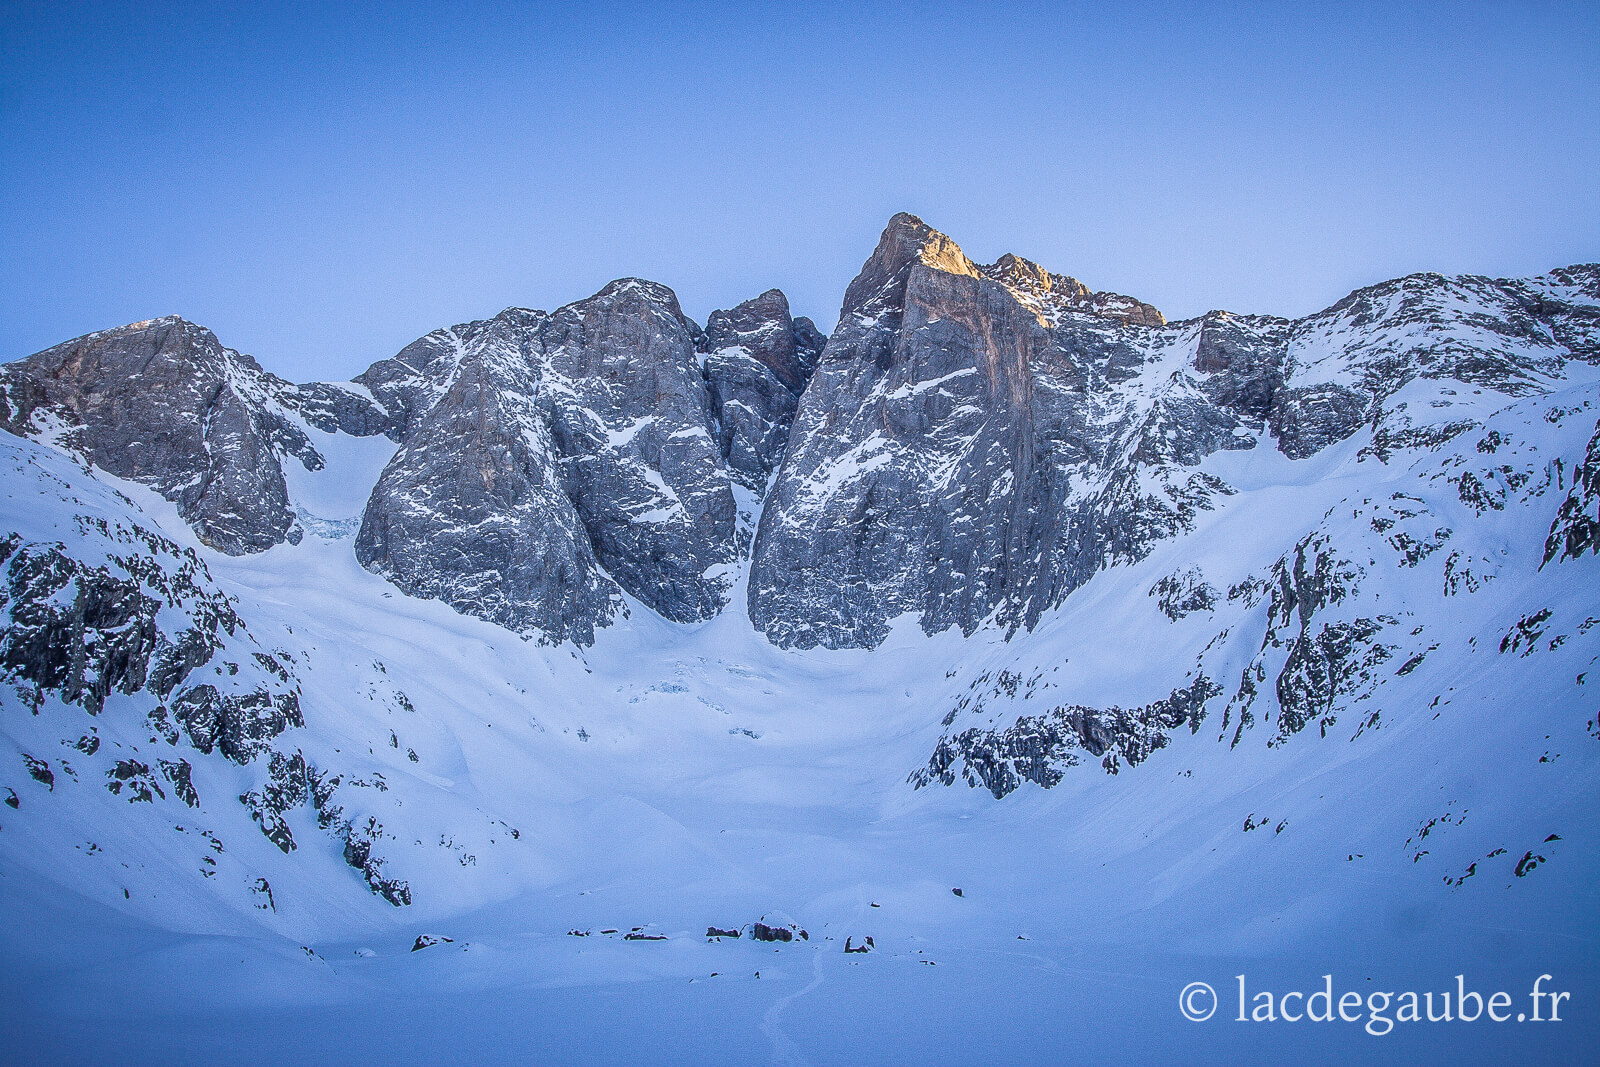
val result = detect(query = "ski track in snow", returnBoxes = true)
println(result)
[760,946,827,1067]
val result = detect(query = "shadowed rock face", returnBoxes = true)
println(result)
[1193,311,1291,420]
[540,280,736,623]
[748,214,1075,649]
[700,289,825,491]
[0,317,393,555]
[702,288,822,394]
[748,214,1600,650]
[352,307,623,644]
[1,318,306,554]
[0,282,817,644]
[354,279,746,639]
[6,217,1594,653]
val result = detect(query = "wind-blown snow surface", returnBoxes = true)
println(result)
[3,395,1599,1064]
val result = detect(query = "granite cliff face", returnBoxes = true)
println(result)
[0,282,824,643]
[351,305,621,644]
[748,214,1600,649]
[3,321,300,556]
[749,215,1071,648]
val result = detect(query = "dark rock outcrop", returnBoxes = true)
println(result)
[1150,567,1219,621]
[411,934,453,951]
[0,538,158,714]
[160,759,200,808]
[342,814,411,906]
[1543,420,1600,565]
[106,759,164,803]
[913,675,1222,797]
[1217,529,1397,749]
[172,683,304,764]
[0,518,302,748]
[1192,311,1291,420]
[237,749,411,905]
[23,755,53,790]
[294,380,398,439]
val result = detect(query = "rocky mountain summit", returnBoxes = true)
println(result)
[700,288,825,492]
[0,282,826,643]
[353,278,823,640]
[1,215,1597,954]
[0,317,387,555]
[750,214,1600,648]
[2,215,1596,656]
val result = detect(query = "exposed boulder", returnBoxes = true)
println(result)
[411,934,453,951]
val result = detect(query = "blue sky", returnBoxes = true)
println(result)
[3,0,1598,382]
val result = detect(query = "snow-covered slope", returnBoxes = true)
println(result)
[3,224,1599,1064]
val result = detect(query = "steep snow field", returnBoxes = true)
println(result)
[3,390,1599,1064]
